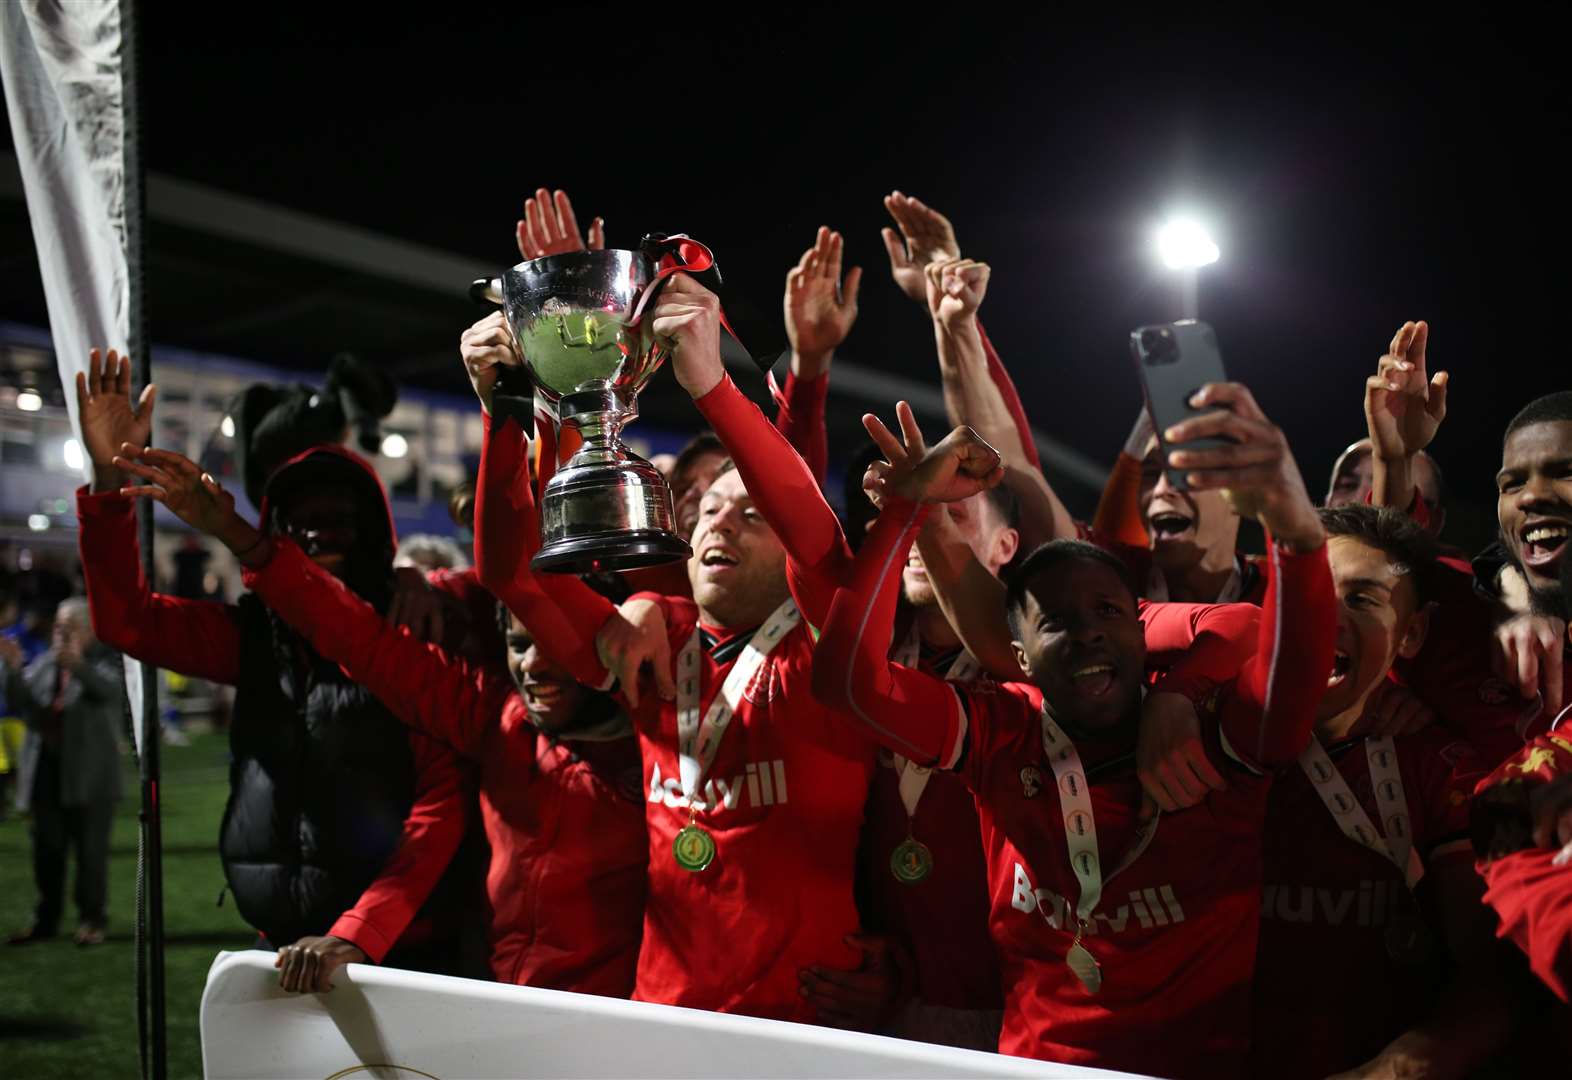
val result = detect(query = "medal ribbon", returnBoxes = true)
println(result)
[890,626,980,819]
[1040,707,1161,924]
[1298,735,1423,889]
[675,599,801,808]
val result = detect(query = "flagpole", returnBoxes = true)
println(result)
[120,1,167,1077]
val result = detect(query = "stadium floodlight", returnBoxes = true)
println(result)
[1155,218,1220,270]
[380,432,409,459]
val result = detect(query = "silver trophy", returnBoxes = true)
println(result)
[472,249,690,573]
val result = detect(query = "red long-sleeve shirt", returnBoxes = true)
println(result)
[810,496,1335,1077]
[475,407,874,1023]
[75,487,470,963]
[242,538,647,994]
[773,368,829,487]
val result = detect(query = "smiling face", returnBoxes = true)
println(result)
[1320,534,1428,722]
[1010,556,1146,735]
[1139,437,1240,574]
[1498,420,1572,609]
[687,469,790,631]
[904,492,1020,605]
[503,610,586,733]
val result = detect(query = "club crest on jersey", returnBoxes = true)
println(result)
[1021,766,1043,799]
[742,657,780,706]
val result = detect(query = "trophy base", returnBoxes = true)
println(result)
[532,529,693,574]
[534,447,691,574]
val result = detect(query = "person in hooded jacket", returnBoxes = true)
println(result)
[102,430,650,994]
[72,348,476,992]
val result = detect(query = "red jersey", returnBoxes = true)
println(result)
[812,497,1336,1078]
[1253,726,1483,1078]
[244,540,647,995]
[474,408,874,1022]
[624,596,874,1020]
[858,635,1001,1017]
[1397,559,1551,767]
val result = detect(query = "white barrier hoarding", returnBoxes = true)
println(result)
[200,950,1146,1079]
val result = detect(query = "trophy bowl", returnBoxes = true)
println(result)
[474,249,691,574]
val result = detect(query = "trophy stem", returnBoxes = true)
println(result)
[532,385,691,574]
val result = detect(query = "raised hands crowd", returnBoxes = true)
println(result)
[15,185,1572,1080]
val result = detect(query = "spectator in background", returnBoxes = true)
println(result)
[2,599,125,946]
[1,570,74,813]
[394,535,469,573]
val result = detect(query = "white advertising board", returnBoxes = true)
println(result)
[200,950,1147,1079]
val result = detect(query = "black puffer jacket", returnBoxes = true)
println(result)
[217,446,417,945]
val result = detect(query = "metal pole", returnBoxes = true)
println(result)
[120,1,166,1077]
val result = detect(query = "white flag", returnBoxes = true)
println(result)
[2,0,144,752]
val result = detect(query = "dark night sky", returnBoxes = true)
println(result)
[46,11,1572,541]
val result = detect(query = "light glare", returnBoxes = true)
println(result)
[1156,219,1220,269]
[63,438,84,471]
[27,514,50,532]
[381,433,409,459]
[220,415,236,438]
[17,389,42,412]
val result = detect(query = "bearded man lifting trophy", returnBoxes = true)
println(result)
[472,235,728,573]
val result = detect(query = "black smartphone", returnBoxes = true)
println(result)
[1129,320,1230,491]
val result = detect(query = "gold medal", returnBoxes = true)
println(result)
[890,836,934,885]
[673,821,717,872]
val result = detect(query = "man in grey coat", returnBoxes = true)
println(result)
[1,598,125,945]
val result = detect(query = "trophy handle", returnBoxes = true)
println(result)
[469,277,503,306]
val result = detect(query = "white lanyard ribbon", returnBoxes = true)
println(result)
[1040,706,1160,923]
[675,599,800,808]
[1298,735,1423,889]
[890,625,980,819]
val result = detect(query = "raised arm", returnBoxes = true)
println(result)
[778,226,859,486]
[1093,411,1156,548]
[459,312,618,687]
[244,538,512,759]
[72,347,243,682]
[910,505,1022,680]
[663,266,852,625]
[928,260,1077,548]
[1365,319,1447,511]
[1163,381,1334,767]
[812,422,1005,765]
[812,496,969,765]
